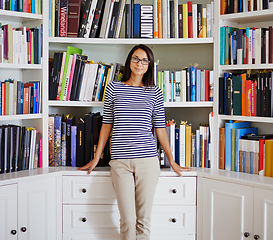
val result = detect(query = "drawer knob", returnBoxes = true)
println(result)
[244,232,250,237]
[82,188,87,193]
[254,235,260,240]
[172,189,177,194]
[21,227,27,232]
[11,230,17,235]
[82,217,87,222]
[171,218,177,223]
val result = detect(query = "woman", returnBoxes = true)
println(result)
[78,44,191,240]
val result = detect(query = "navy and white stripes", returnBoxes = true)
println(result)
[103,81,166,160]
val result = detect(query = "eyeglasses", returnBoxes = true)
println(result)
[130,57,150,65]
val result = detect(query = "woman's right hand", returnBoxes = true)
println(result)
[77,159,99,175]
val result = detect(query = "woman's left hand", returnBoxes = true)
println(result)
[170,161,192,177]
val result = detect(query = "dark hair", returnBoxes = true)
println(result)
[121,44,154,87]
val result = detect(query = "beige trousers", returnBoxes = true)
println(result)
[110,157,160,240]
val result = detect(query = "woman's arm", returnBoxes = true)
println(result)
[155,127,192,176]
[78,123,113,174]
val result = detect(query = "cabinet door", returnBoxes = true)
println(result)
[202,178,253,240]
[254,187,273,240]
[18,176,57,240]
[0,184,17,240]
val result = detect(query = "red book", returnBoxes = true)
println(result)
[245,80,252,116]
[204,70,209,101]
[269,26,273,64]
[188,1,193,38]
[23,0,27,12]
[251,81,256,116]
[259,139,265,174]
[59,0,69,37]
[27,0,31,13]
[23,86,29,114]
[67,0,81,38]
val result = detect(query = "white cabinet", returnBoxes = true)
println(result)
[202,177,273,240]
[0,176,57,240]
[0,184,18,240]
[62,175,196,240]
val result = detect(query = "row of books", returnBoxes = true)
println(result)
[220,26,273,65]
[220,0,271,14]
[157,67,213,102]
[219,121,273,177]
[48,0,214,39]
[219,71,273,117]
[48,113,110,167]
[0,0,42,14]
[0,79,41,115]
[0,124,41,174]
[49,46,123,101]
[158,114,212,168]
[0,23,43,64]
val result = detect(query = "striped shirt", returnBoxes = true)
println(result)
[103,81,166,160]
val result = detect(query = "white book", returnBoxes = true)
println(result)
[196,129,200,167]
[249,29,253,64]
[209,70,214,101]
[207,3,211,38]
[30,130,36,170]
[192,4,197,38]
[84,0,99,38]
[9,82,14,115]
[181,69,186,102]
[179,123,186,167]
[169,123,175,161]
[79,63,90,101]
[167,0,170,38]
[154,0,159,38]
[175,71,181,102]
[62,55,74,101]
[162,0,168,38]
[82,63,92,101]
[165,70,170,102]
[13,80,17,115]
[99,0,114,38]
[211,1,214,37]
[115,0,126,38]
[252,29,256,64]
[108,64,116,84]
[255,28,261,65]
[87,64,98,101]
[56,52,67,100]
[13,30,17,64]
[174,0,179,38]
[266,29,269,64]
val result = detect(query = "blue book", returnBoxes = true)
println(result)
[225,121,251,171]
[54,115,62,166]
[31,0,35,13]
[220,27,226,65]
[20,82,24,114]
[242,139,247,173]
[175,128,180,165]
[234,127,258,172]
[49,0,52,37]
[191,67,196,101]
[233,31,237,64]
[196,69,201,101]
[71,126,77,167]
[96,66,105,101]
[133,4,141,38]
[38,27,41,64]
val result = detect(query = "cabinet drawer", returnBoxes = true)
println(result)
[154,177,196,205]
[63,233,195,240]
[63,176,117,204]
[63,176,196,205]
[63,205,196,235]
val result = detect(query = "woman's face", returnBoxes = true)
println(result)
[130,48,149,78]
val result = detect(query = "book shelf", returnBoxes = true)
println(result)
[214,3,273,170]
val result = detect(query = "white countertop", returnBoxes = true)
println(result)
[1,166,273,190]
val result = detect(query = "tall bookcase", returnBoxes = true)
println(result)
[214,3,273,168]
[42,0,216,169]
[0,9,44,161]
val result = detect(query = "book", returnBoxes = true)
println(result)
[76,118,85,167]
[59,0,69,37]
[67,0,81,38]
[140,5,153,39]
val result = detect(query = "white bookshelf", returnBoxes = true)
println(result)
[0,9,42,22]
[0,63,42,69]
[0,114,42,121]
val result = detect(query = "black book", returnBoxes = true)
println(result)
[99,65,110,101]
[125,4,131,38]
[261,28,267,64]
[108,1,121,38]
[89,0,106,38]
[0,127,3,174]
[78,0,92,37]
[186,68,191,101]
[263,0,269,9]
[70,55,88,101]
[14,126,21,172]
[65,115,76,166]
[18,127,26,171]
[75,61,87,101]
[10,125,16,172]
[49,52,63,100]
[260,72,265,117]
[55,0,60,37]
[92,64,102,101]
[225,77,232,115]
[76,118,85,167]
[256,72,261,116]
[131,0,134,38]
[241,134,273,140]
[170,0,174,38]
[219,77,224,114]
[264,71,271,117]
[227,0,234,13]
[4,126,10,173]
[32,28,39,64]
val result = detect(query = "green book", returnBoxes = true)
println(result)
[233,76,242,115]
[59,46,83,101]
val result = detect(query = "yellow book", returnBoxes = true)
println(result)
[157,0,163,38]
[202,8,207,38]
[185,124,191,167]
[265,139,273,177]
[183,4,188,38]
